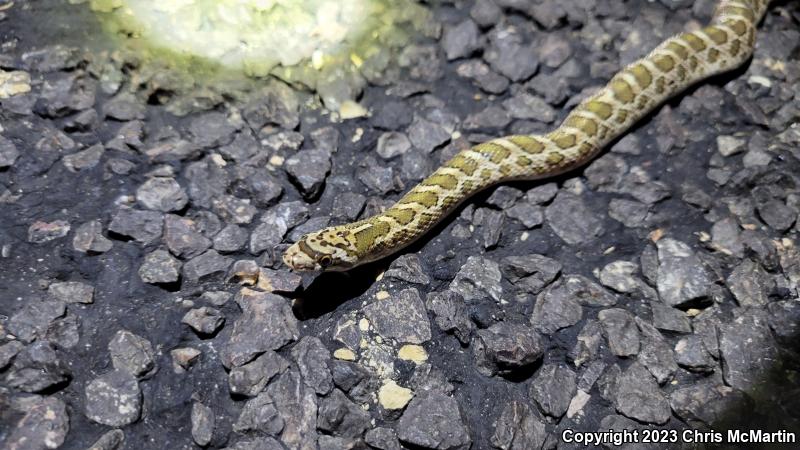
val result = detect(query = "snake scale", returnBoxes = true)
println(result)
[284,0,771,272]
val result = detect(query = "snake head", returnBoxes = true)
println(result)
[283,228,359,272]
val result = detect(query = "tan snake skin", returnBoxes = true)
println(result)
[284,0,771,271]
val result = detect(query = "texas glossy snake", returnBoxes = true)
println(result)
[284,0,771,272]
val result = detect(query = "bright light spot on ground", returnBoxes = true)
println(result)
[88,0,432,110]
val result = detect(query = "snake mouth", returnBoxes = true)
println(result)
[282,243,319,271]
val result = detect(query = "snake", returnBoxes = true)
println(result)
[283,0,771,272]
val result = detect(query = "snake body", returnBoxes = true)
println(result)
[284,0,771,272]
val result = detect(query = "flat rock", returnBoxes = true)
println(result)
[545,192,604,245]
[531,281,583,334]
[500,254,561,294]
[450,256,503,302]
[598,308,640,357]
[108,330,156,378]
[84,370,142,426]
[528,363,577,418]
[291,336,333,395]
[490,400,547,450]
[656,238,712,307]
[222,289,299,368]
[397,391,471,450]
[719,310,779,391]
[363,288,431,344]
[4,396,69,450]
[139,249,182,284]
[182,250,232,281]
[473,322,544,376]
[136,177,188,212]
[108,208,163,244]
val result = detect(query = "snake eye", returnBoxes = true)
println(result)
[318,255,332,268]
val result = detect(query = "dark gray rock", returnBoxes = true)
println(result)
[610,362,670,424]
[182,250,232,281]
[502,92,555,122]
[598,308,640,357]
[528,363,576,418]
[470,0,502,27]
[4,396,69,450]
[656,238,712,307]
[456,60,509,94]
[450,256,503,302]
[85,370,142,426]
[475,207,504,249]
[674,335,715,373]
[486,186,523,209]
[757,198,796,231]
[222,289,299,368]
[139,249,181,284]
[249,219,287,255]
[292,336,333,395]
[647,304,690,337]
[363,288,431,344]
[47,281,93,304]
[46,313,81,349]
[408,117,451,153]
[7,297,65,343]
[182,307,225,336]
[474,322,544,376]
[670,383,752,428]
[285,148,331,199]
[442,20,481,60]
[570,320,603,368]
[330,361,378,406]
[501,254,561,295]
[635,318,677,384]
[317,389,370,438]
[191,402,215,446]
[545,192,604,245]
[711,217,744,257]
[425,290,473,344]
[287,216,330,243]
[234,392,284,435]
[0,134,20,167]
[243,83,299,131]
[767,300,800,345]
[599,261,644,294]
[385,254,431,285]
[222,437,284,450]
[213,224,249,253]
[5,341,69,392]
[163,214,212,258]
[358,157,396,195]
[86,429,125,450]
[365,427,402,450]
[103,92,145,120]
[463,105,511,131]
[608,198,650,228]
[188,111,239,148]
[377,131,411,159]
[397,391,471,450]
[136,177,188,212]
[63,143,104,172]
[505,202,544,228]
[211,195,257,225]
[719,310,779,391]
[372,101,413,130]
[73,219,114,254]
[0,340,24,369]
[331,192,366,221]
[229,350,289,397]
[108,208,163,244]
[108,330,155,378]
[491,400,547,450]
[266,370,319,449]
[27,220,71,243]
[726,259,774,307]
[530,281,583,334]
[484,27,538,81]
